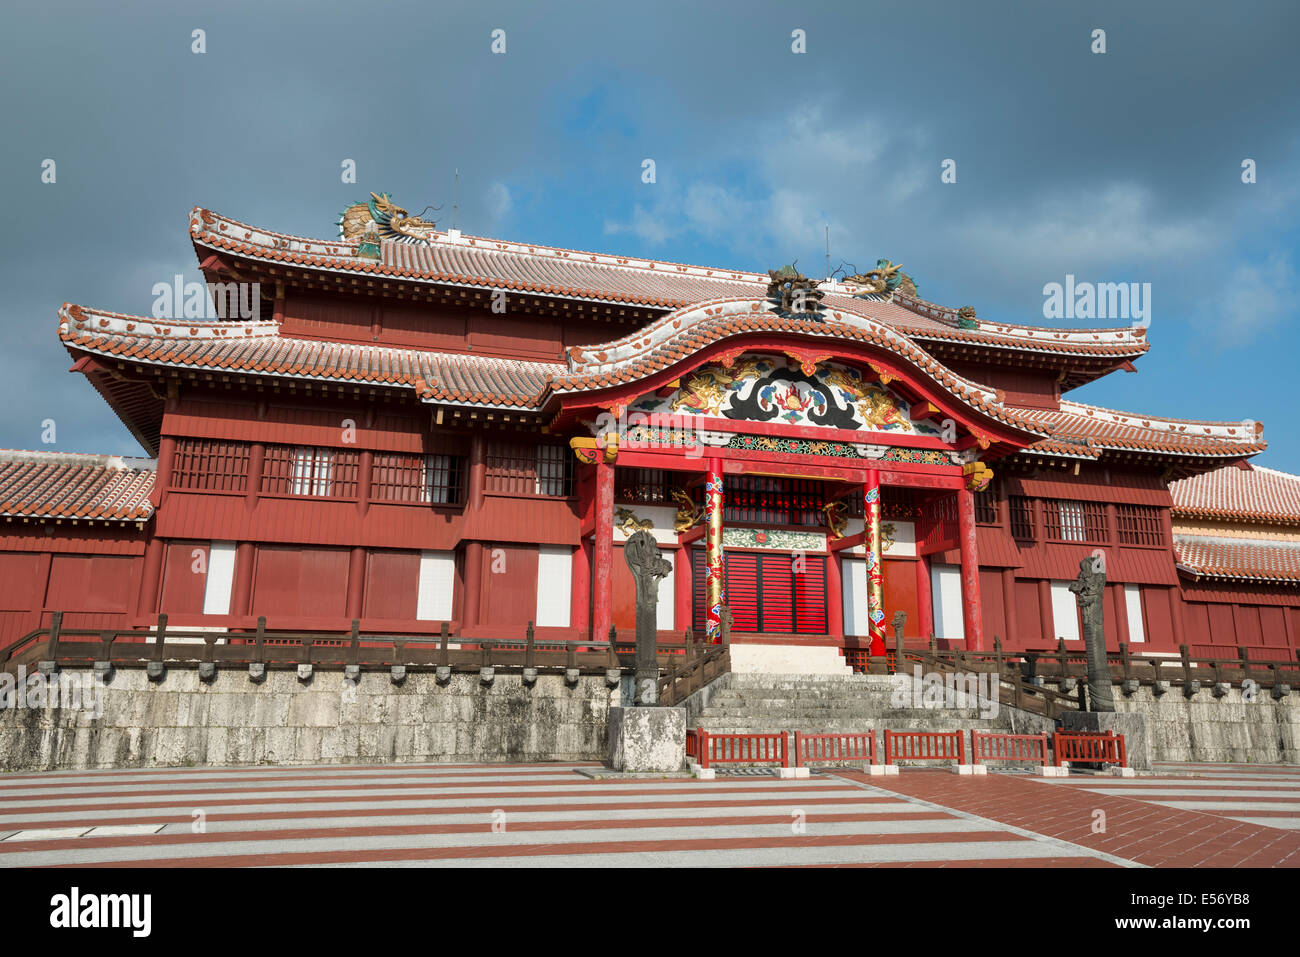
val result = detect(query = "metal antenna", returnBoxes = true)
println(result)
[825,225,830,281]
[453,168,459,230]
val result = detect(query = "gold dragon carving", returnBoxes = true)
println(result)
[615,508,654,536]
[822,369,907,430]
[668,359,766,415]
[670,488,705,533]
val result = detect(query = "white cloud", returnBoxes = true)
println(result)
[484,182,513,222]
[1217,254,1297,344]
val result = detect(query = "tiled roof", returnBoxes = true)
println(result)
[1174,536,1300,583]
[0,450,155,521]
[550,297,1044,436]
[59,304,554,410]
[1009,400,1265,459]
[1171,465,1300,525]
[61,299,1260,462]
[189,207,1150,361]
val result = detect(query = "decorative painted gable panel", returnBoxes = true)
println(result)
[628,354,942,436]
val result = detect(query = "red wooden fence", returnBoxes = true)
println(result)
[794,731,877,768]
[971,731,1049,767]
[883,729,966,765]
[1053,730,1127,768]
[696,730,789,769]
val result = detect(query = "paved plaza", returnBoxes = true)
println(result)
[0,761,1296,868]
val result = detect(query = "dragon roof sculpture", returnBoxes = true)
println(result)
[843,259,906,300]
[338,192,437,243]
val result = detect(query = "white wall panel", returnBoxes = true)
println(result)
[930,563,965,641]
[1049,581,1081,641]
[202,542,236,615]
[1124,584,1146,643]
[417,550,455,621]
[536,546,573,628]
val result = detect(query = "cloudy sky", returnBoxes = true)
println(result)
[1,0,1297,468]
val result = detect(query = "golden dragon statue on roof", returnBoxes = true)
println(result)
[338,192,439,243]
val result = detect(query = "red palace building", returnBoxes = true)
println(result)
[2,193,1297,670]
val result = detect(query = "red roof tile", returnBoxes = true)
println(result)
[1009,400,1265,459]
[1174,536,1300,583]
[0,450,155,521]
[189,207,1150,362]
[1171,464,1300,525]
[60,299,1261,463]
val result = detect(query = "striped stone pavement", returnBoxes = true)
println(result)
[853,764,1300,867]
[0,762,1129,868]
[1042,761,1300,830]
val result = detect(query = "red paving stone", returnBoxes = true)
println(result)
[839,769,1300,868]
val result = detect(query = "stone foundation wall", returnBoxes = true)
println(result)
[1110,684,1300,764]
[0,667,622,771]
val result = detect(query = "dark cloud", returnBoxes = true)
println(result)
[1,0,1296,464]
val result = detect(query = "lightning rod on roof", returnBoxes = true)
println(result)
[825,225,830,282]
[453,168,459,231]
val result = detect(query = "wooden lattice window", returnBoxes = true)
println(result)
[1042,498,1108,543]
[974,487,999,525]
[485,440,573,497]
[1117,504,1164,546]
[725,477,824,527]
[372,452,465,505]
[170,439,249,492]
[1009,496,1035,541]
[615,468,672,505]
[261,445,359,499]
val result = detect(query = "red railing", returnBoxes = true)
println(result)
[685,728,699,761]
[971,731,1049,766]
[1053,730,1127,768]
[883,729,966,765]
[794,731,876,767]
[696,730,789,769]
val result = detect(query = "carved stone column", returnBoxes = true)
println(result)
[1069,555,1114,712]
[624,530,671,705]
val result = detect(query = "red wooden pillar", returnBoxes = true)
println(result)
[1168,585,1186,649]
[346,547,366,621]
[468,435,486,511]
[1001,568,1019,648]
[230,542,255,618]
[826,549,844,640]
[356,450,373,518]
[915,554,933,640]
[245,442,265,511]
[674,544,692,637]
[462,542,483,629]
[571,541,591,638]
[1111,583,1130,647]
[704,459,725,642]
[592,460,614,641]
[956,488,984,650]
[136,536,165,618]
[863,469,885,654]
[1037,579,1053,641]
[152,435,177,510]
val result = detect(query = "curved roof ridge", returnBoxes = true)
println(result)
[189,206,1151,357]
[1058,398,1263,436]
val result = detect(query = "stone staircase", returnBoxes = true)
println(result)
[687,672,1053,738]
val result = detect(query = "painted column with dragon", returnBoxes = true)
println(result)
[864,469,886,656]
[704,459,725,643]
